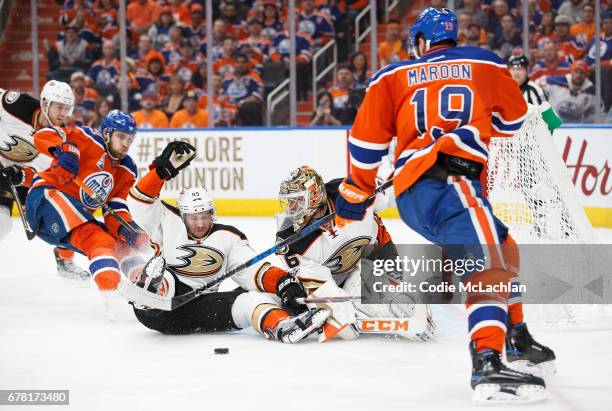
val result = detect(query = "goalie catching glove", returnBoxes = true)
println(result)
[152,141,196,180]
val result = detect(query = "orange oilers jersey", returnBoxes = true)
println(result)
[31,126,138,236]
[348,45,527,197]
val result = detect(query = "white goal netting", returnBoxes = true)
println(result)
[488,107,610,325]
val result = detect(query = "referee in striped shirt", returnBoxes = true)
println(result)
[508,53,563,131]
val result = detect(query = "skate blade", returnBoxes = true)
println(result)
[57,271,92,288]
[507,360,557,377]
[472,383,546,406]
[284,310,330,344]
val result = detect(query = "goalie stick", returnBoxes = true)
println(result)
[167,178,395,311]
[0,161,36,240]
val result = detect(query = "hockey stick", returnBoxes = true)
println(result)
[169,178,395,311]
[0,162,36,240]
[72,176,137,235]
[296,296,362,304]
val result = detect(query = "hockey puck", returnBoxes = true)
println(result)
[214,348,229,354]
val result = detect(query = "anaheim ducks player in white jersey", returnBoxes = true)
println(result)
[123,141,329,343]
[275,166,434,342]
[0,82,89,282]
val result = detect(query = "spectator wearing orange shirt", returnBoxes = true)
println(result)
[214,39,238,78]
[239,19,272,65]
[168,40,198,83]
[571,4,596,47]
[170,91,209,128]
[167,0,191,26]
[132,91,170,129]
[127,0,162,34]
[551,14,584,62]
[378,20,409,67]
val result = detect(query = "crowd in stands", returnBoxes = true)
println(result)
[45,0,612,126]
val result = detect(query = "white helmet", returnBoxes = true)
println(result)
[40,80,75,125]
[177,187,216,220]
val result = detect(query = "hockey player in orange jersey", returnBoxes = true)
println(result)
[0,81,90,283]
[335,7,555,405]
[25,107,149,305]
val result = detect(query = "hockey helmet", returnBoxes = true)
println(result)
[177,187,217,220]
[40,80,75,125]
[278,166,327,230]
[409,7,458,55]
[101,109,137,142]
[508,53,529,69]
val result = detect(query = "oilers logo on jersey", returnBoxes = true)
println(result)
[81,172,114,209]
[169,244,225,277]
[0,135,38,162]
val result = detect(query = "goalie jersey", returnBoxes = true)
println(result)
[0,88,51,173]
[127,169,285,295]
[275,179,393,287]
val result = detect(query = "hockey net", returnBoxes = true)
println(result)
[487,107,610,325]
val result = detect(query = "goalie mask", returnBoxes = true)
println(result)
[278,166,327,231]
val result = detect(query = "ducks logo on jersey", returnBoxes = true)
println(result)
[323,236,371,274]
[0,135,38,162]
[170,245,225,277]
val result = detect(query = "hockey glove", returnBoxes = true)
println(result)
[276,274,307,313]
[50,142,80,184]
[152,141,196,180]
[118,221,150,251]
[335,178,373,228]
[0,165,26,186]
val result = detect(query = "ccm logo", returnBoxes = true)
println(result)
[359,319,409,332]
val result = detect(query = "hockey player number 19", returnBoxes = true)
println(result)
[410,85,473,140]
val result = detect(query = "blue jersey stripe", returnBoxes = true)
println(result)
[348,141,389,165]
[468,305,508,331]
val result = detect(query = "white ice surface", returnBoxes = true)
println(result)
[1,218,611,411]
